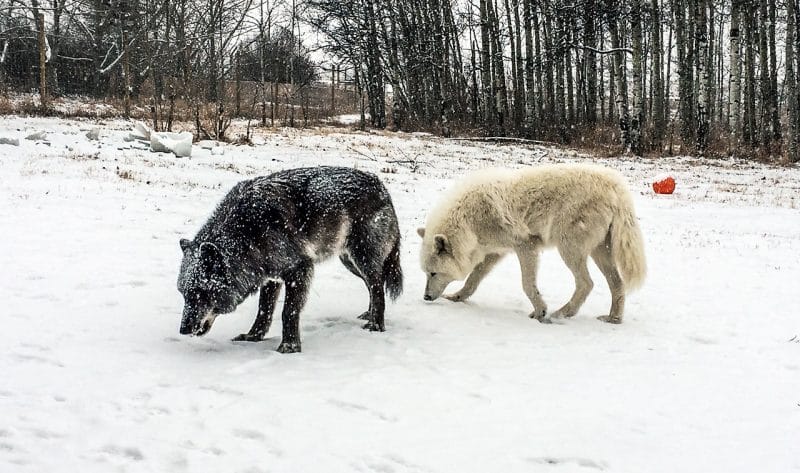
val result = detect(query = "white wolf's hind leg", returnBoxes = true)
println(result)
[516,246,548,321]
[445,253,503,302]
[591,241,625,324]
[552,246,593,319]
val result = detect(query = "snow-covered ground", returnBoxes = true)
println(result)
[1,116,799,473]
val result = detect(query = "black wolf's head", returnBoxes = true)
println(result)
[177,239,238,336]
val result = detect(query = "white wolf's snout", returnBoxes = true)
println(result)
[423,276,450,301]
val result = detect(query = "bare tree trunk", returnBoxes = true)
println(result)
[787,0,798,162]
[554,19,565,136]
[36,13,48,108]
[631,0,645,155]
[122,28,131,118]
[744,3,757,145]
[565,24,575,126]
[489,0,509,133]
[767,0,780,143]
[650,0,665,150]
[608,6,630,148]
[696,0,710,151]
[235,50,241,117]
[673,0,694,144]
[729,0,742,142]
[523,0,537,129]
[665,14,673,128]
[480,0,496,130]
[757,0,771,148]
[543,12,556,129]
[600,33,607,122]
[508,0,526,130]
[533,6,544,124]
[706,0,715,123]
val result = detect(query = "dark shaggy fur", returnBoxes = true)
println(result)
[177,166,403,353]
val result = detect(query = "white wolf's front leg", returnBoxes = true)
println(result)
[444,253,503,302]
[516,246,548,322]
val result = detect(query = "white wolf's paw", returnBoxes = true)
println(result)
[529,308,549,322]
[597,315,622,324]
[444,292,468,302]
[551,307,577,319]
[276,341,302,353]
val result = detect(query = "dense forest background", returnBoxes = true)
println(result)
[1,0,798,161]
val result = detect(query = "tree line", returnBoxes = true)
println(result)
[1,0,798,161]
[310,0,798,161]
[1,0,320,134]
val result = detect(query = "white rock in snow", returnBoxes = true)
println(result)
[0,136,20,146]
[130,121,152,141]
[210,146,225,156]
[25,131,47,141]
[86,128,101,141]
[150,131,193,157]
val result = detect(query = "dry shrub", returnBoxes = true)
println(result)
[116,167,134,180]
[568,123,625,158]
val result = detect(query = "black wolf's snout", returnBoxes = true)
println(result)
[179,318,212,337]
[179,322,194,335]
[179,305,212,336]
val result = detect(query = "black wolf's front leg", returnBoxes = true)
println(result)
[276,263,312,353]
[233,281,282,342]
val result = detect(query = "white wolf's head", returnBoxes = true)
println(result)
[417,228,468,301]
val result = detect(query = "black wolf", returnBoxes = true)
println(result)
[177,166,403,353]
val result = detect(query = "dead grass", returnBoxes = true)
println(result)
[115,168,135,180]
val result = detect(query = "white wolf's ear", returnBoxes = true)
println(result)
[434,234,450,255]
[180,238,192,252]
[416,227,426,238]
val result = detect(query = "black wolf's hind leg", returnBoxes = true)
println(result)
[339,254,370,320]
[362,280,386,332]
[233,281,282,342]
[344,229,387,331]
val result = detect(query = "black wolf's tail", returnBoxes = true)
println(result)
[383,238,403,300]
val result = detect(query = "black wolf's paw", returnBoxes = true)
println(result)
[276,341,302,353]
[597,315,622,324]
[357,311,371,321]
[362,321,385,332]
[232,333,265,342]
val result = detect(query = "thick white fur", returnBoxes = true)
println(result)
[419,163,646,323]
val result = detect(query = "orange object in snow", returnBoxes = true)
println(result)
[652,176,676,194]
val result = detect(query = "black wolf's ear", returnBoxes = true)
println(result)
[199,242,225,271]
[180,238,193,252]
[416,227,425,238]
[434,234,449,255]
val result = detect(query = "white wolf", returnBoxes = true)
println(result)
[418,163,646,324]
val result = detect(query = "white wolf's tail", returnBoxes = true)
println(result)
[610,197,647,292]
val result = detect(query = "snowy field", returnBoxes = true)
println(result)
[1,116,799,473]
